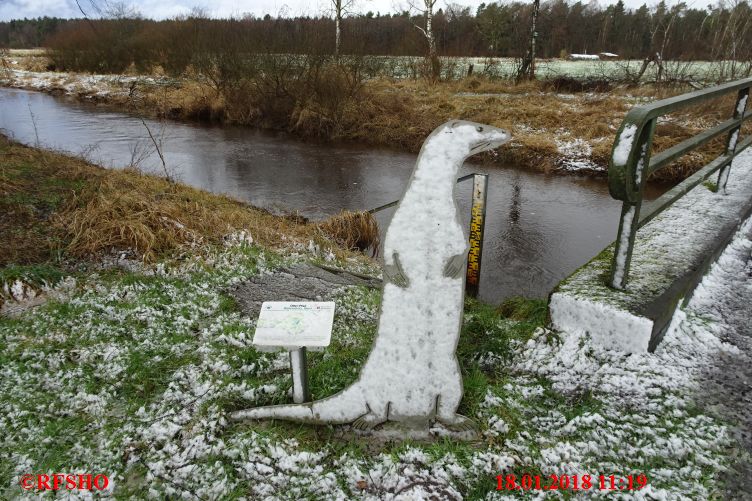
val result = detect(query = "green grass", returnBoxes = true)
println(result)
[703,180,719,192]
[0,223,731,499]
[0,263,67,291]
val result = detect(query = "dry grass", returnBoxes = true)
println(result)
[115,77,737,181]
[318,210,381,256]
[0,134,350,267]
[3,49,50,72]
[343,77,731,181]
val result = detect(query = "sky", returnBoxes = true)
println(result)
[0,0,697,22]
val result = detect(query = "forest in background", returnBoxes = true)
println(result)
[0,0,751,70]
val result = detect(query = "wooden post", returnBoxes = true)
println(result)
[466,174,488,297]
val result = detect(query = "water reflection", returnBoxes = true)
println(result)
[0,87,665,304]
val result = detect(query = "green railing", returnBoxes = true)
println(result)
[608,77,752,289]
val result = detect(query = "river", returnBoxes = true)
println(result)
[0,87,664,304]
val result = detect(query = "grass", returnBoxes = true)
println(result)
[0,263,66,290]
[0,134,361,268]
[0,224,552,498]
[0,221,732,498]
[318,210,381,256]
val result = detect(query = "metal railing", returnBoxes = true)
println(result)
[369,173,489,297]
[609,77,752,289]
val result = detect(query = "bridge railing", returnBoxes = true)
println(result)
[608,77,752,289]
[369,173,489,297]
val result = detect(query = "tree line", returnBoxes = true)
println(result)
[0,0,750,71]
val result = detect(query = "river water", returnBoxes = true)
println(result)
[0,87,663,304]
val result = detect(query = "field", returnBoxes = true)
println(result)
[363,56,733,83]
[2,49,740,82]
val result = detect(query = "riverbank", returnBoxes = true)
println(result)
[0,134,377,273]
[0,61,728,181]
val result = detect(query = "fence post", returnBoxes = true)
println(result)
[718,87,750,192]
[466,174,488,298]
[610,120,656,289]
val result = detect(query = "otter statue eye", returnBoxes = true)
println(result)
[476,126,484,132]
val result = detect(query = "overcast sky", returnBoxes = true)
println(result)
[0,0,703,22]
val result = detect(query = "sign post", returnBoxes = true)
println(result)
[253,301,335,404]
[465,173,488,298]
[289,348,310,403]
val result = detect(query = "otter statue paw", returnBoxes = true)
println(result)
[437,414,477,433]
[353,413,387,431]
[443,253,467,279]
[383,252,409,288]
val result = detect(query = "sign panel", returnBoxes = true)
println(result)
[253,301,335,348]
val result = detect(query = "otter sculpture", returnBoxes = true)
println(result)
[231,120,511,431]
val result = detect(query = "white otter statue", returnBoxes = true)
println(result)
[231,120,511,431]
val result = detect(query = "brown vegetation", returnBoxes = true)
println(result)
[142,75,735,180]
[6,2,751,67]
[0,135,359,267]
[318,211,380,256]
[6,55,738,182]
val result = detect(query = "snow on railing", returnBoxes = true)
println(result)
[608,77,752,289]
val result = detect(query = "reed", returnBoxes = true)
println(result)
[318,210,381,256]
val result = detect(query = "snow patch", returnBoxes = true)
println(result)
[613,124,638,166]
[549,293,653,352]
[737,94,748,115]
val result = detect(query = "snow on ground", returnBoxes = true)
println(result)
[1,193,750,499]
[1,69,621,175]
[554,129,605,174]
[2,219,748,499]
[0,69,173,100]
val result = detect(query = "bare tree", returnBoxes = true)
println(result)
[708,0,752,81]
[518,0,541,81]
[632,3,685,83]
[331,0,358,56]
[408,0,440,79]
[75,0,140,19]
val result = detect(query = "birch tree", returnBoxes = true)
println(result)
[331,0,364,56]
[517,0,540,80]
[409,0,440,78]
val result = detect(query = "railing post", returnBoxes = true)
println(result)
[465,174,488,298]
[610,120,656,289]
[717,87,750,193]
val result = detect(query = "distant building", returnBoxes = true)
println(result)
[566,53,619,60]
[568,54,600,61]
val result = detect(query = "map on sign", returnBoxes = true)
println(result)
[253,302,335,349]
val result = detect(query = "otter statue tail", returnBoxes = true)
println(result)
[230,383,367,424]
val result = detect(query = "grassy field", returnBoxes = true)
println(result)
[2,49,740,81]
[0,138,737,499]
